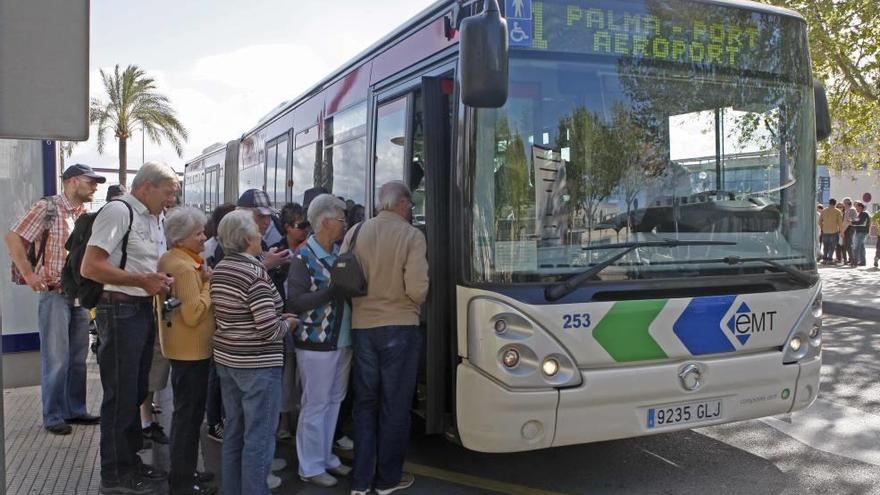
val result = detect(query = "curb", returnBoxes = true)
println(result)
[823,301,880,322]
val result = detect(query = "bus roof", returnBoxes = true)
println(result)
[240,0,804,138]
[184,142,227,169]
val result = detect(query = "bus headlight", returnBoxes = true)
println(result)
[789,336,803,352]
[502,349,520,368]
[782,287,822,364]
[542,358,559,377]
[469,298,581,389]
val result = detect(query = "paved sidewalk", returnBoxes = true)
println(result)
[819,245,880,321]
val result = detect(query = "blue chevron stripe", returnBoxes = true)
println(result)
[673,295,737,355]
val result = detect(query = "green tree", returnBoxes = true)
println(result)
[58,141,76,169]
[89,65,188,186]
[762,0,880,170]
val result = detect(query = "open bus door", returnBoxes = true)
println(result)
[371,72,455,435]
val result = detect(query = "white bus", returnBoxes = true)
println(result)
[198,0,829,452]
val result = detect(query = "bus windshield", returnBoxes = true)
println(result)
[467,0,816,283]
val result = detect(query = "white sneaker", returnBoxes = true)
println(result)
[327,464,352,477]
[351,490,371,495]
[270,458,287,472]
[300,472,338,487]
[375,472,414,495]
[267,473,281,490]
[335,435,354,450]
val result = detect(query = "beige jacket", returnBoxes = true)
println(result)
[342,211,429,329]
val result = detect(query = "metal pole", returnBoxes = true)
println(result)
[142,125,145,165]
[0,308,6,492]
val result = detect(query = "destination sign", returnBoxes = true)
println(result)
[513,0,796,74]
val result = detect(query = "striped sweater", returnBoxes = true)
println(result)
[210,252,289,368]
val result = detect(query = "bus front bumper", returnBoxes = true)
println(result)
[456,351,820,453]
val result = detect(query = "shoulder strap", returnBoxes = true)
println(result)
[347,222,365,252]
[108,199,135,270]
[305,243,334,273]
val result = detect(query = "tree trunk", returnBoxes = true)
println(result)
[118,137,127,186]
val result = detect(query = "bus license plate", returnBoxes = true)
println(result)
[646,399,722,429]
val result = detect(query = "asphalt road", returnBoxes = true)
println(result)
[161,315,880,495]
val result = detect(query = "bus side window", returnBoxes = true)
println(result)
[374,95,408,202]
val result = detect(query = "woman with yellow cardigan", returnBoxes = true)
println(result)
[158,206,217,495]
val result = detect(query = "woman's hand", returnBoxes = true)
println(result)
[282,312,299,328]
[200,264,212,283]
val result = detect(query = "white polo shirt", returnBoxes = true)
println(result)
[88,194,163,297]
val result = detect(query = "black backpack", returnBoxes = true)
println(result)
[60,200,133,309]
[331,222,368,298]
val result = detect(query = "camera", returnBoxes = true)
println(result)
[163,297,182,315]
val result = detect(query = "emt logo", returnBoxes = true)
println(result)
[726,302,777,345]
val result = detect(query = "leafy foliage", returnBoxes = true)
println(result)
[761,0,880,170]
[89,65,188,185]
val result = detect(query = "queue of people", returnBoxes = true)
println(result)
[818,197,875,267]
[5,160,429,495]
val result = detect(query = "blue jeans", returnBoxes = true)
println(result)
[853,231,867,265]
[217,365,282,495]
[95,298,155,482]
[351,326,422,492]
[821,233,838,262]
[38,292,90,427]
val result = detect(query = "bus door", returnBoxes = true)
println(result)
[371,73,454,434]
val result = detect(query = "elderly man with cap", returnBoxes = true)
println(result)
[211,189,292,273]
[4,163,105,435]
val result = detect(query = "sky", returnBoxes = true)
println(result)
[69,0,437,189]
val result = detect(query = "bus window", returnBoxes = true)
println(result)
[265,143,278,203]
[275,138,288,204]
[291,126,320,205]
[323,102,367,207]
[374,96,408,200]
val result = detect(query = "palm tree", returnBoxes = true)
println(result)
[58,141,76,169]
[89,64,188,186]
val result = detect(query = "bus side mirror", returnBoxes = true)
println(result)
[459,0,509,108]
[814,80,831,142]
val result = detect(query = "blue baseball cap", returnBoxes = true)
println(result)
[62,163,106,183]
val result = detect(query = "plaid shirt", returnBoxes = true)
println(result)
[11,194,86,286]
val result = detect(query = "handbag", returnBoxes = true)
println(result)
[330,222,368,298]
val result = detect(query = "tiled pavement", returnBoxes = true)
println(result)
[4,356,103,494]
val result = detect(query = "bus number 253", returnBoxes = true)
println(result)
[562,313,591,329]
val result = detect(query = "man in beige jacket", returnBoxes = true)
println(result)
[344,181,428,495]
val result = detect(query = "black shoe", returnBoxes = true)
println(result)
[194,471,214,483]
[66,414,100,425]
[46,423,72,435]
[206,424,223,442]
[170,482,217,495]
[136,462,168,481]
[100,476,155,494]
[142,423,169,444]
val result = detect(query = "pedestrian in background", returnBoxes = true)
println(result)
[819,198,843,264]
[851,201,869,267]
[345,181,429,495]
[4,164,105,435]
[210,210,297,495]
[842,197,857,265]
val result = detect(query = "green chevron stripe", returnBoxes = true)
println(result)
[592,299,668,362]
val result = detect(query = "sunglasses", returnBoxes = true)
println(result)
[291,220,310,230]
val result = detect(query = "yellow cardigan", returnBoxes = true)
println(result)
[157,247,215,360]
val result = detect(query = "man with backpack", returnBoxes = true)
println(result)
[79,162,179,495]
[4,164,104,435]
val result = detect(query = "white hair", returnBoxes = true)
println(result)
[164,207,207,247]
[377,181,411,211]
[217,209,260,254]
[131,161,178,189]
[307,194,346,234]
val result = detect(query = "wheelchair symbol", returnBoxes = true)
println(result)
[510,22,530,43]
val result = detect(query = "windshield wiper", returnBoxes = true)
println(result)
[544,239,737,302]
[720,255,817,287]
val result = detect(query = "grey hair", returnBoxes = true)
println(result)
[377,181,411,211]
[164,206,207,247]
[307,194,346,234]
[843,197,853,205]
[131,161,178,189]
[217,209,260,254]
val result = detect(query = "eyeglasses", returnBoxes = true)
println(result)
[334,217,347,223]
[292,221,310,230]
